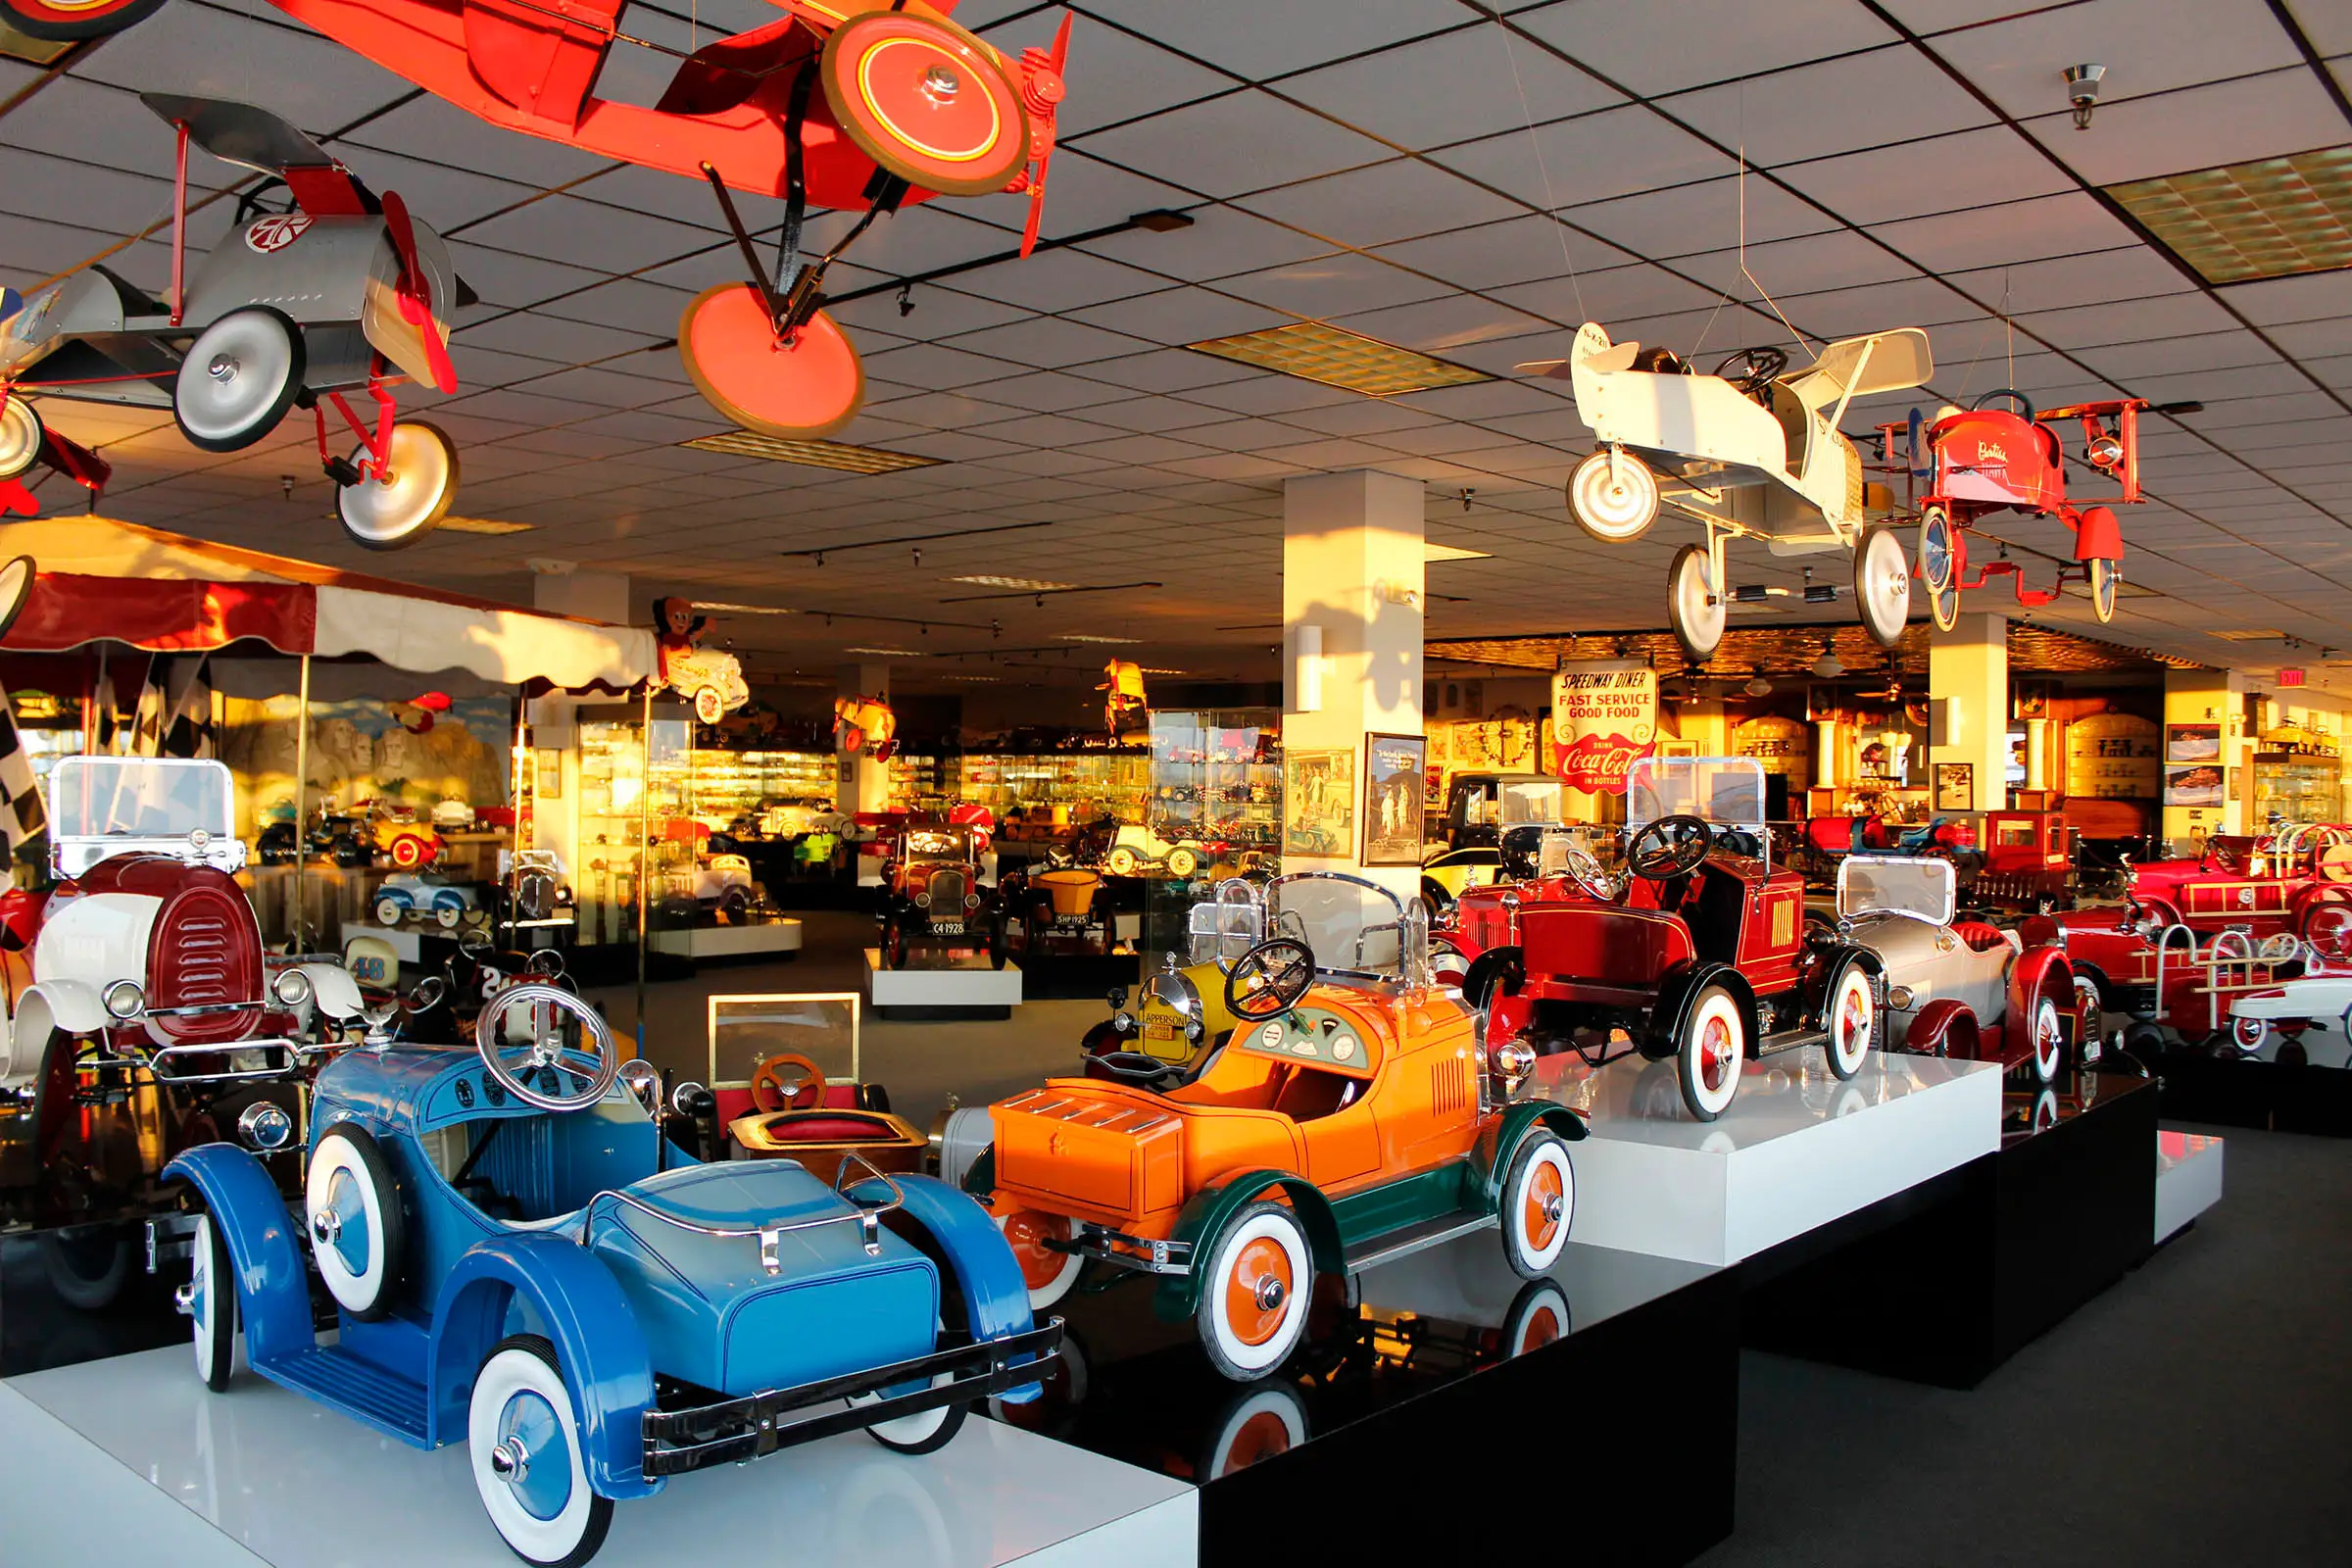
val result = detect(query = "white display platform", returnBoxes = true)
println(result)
[2,1346,1194,1568]
[865,949,1023,1012]
[1528,1050,2004,1267]
[651,918,803,958]
[2155,1129,2226,1245]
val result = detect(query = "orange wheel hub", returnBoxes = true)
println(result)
[1004,1210,1071,1290]
[819,9,1030,196]
[1223,1236,1294,1347]
[1522,1305,1562,1350]
[1220,1410,1294,1474]
[1701,1016,1737,1090]
[1523,1159,1563,1251]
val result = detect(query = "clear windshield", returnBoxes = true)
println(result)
[904,828,972,860]
[1498,778,1564,827]
[1837,855,1955,924]
[1187,878,1266,966]
[49,757,234,840]
[1626,756,1766,836]
[1267,870,1418,979]
[707,993,860,1088]
[1536,824,1620,880]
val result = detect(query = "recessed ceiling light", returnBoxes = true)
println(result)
[0,28,71,68]
[1140,666,1191,675]
[436,514,535,535]
[1057,634,1142,644]
[938,673,1003,682]
[843,646,925,657]
[682,431,943,473]
[1424,541,1493,563]
[2107,145,2352,284]
[947,574,1079,590]
[695,602,796,614]
[2212,628,2288,641]
[1185,320,1493,397]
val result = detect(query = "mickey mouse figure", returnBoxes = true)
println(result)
[652,595,708,684]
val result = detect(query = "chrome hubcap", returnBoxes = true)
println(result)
[311,1211,339,1246]
[208,354,236,380]
[1253,1275,1286,1311]
[1541,1193,1565,1222]
[490,1437,530,1486]
[920,65,961,103]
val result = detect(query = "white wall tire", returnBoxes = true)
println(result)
[1668,543,1726,662]
[693,686,724,724]
[1498,1130,1574,1278]
[306,1122,405,1320]
[375,896,406,927]
[1202,1383,1306,1479]
[1430,938,1470,990]
[0,396,43,479]
[1104,846,1141,877]
[468,1336,612,1568]
[173,307,305,452]
[1824,964,1875,1080]
[1568,448,1659,543]
[190,1212,236,1392]
[1502,1280,1570,1359]
[2230,1014,2267,1054]
[338,420,459,551]
[1196,1200,1312,1382]
[1854,525,1911,648]
[995,1209,1083,1310]
[851,1371,968,1454]
[1930,575,1959,632]
[2027,995,2064,1085]
[1677,985,1745,1121]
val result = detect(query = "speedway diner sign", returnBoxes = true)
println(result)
[1551,661,1657,796]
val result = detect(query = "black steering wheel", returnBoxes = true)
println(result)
[1972,387,2035,420]
[1091,1050,1186,1086]
[1225,937,1316,1021]
[1627,814,1714,880]
[1713,345,1788,399]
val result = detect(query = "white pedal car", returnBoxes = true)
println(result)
[2224,970,2352,1067]
[1529,321,1934,660]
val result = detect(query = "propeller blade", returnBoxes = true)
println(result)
[1017,13,1074,259]
[1049,9,1072,72]
[1020,136,1054,257]
[381,190,458,395]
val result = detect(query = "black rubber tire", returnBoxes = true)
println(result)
[0,0,166,43]
[864,1392,969,1455]
[195,1210,236,1392]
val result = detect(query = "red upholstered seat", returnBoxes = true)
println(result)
[1951,920,2011,953]
[751,1111,904,1143]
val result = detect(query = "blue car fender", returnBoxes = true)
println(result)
[860,1173,1046,1403]
[165,1145,315,1366]
[426,1235,662,1500]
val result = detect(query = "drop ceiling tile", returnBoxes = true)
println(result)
[1493,265,1724,328]
[2270,318,2352,359]
[2220,269,2352,325]
[1780,124,2074,226]
[1669,228,1924,300]
[1077,203,1333,283]
[530,276,698,339]
[1083,396,1248,434]
[1277,24,1622,152]
[952,245,1169,312]
[942,316,1154,369]
[1942,247,2196,316]
[1070,349,1266,395]
[1396,379,1579,419]
[963,411,1134,449]
[1237,157,1523,248]
[1930,0,2304,121]
[2032,71,2348,186]
[1572,173,1838,259]
[954,151,1195,243]
[1074,89,1391,200]
[1372,214,1636,291]
[2128,360,2318,404]
[1083,0,1464,82]
[1275,399,1444,437]
[454,311,661,364]
[1331,292,1561,355]
[457,195,715,273]
[1517,0,1898,96]
[1869,191,2143,273]
[1212,251,1450,317]
[1063,286,1290,346]
[994,13,1232,137]
[1669,48,1993,169]
[74,8,416,129]
[2018,292,2243,349]
[857,341,1037,390]
[1434,105,1734,210]
[342,96,614,189]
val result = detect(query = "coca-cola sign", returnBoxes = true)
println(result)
[1551,661,1657,797]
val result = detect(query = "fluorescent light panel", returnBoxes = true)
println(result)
[2107,145,2352,283]
[694,602,796,614]
[947,574,1078,590]
[682,431,943,473]
[1058,634,1141,644]
[437,514,535,535]
[2212,628,2288,641]
[1185,320,1492,397]
[843,646,924,657]
[1424,541,1492,562]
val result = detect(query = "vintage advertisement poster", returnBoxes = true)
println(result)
[1550,661,1658,796]
[1360,733,1427,865]
[1282,748,1355,858]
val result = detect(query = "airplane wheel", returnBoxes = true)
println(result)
[1930,574,1960,632]
[680,286,863,439]
[1677,984,1744,1121]
[1568,448,1659,543]
[1196,1200,1311,1382]
[1853,524,1911,648]
[338,420,458,550]
[1917,505,1955,593]
[173,307,306,452]
[0,396,41,479]
[0,554,35,641]
[0,0,165,42]
[1666,543,1725,662]
[2087,557,2120,622]
[818,7,1031,197]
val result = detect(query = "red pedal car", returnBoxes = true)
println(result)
[1891,392,2147,629]
[1473,759,1886,1122]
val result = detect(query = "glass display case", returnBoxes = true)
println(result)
[683,747,835,830]
[2253,724,2342,823]
[954,750,1152,825]
[571,703,691,949]
[1140,710,1280,961]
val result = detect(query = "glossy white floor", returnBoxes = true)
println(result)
[1529,1047,2004,1266]
[1,1346,1195,1568]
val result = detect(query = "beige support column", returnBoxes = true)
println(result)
[1929,611,2007,816]
[2163,667,2248,852]
[837,662,892,815]
[1283,470,1425,905]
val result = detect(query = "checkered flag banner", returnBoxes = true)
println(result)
[90,655,121,754]
[130,655,216,760]
[0,687,47,864]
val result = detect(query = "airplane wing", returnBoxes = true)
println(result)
[139,92,372,215]
[1787,328,1933,410]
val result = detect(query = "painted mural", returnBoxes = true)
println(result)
[220,694,511,835]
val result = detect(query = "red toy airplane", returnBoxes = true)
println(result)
[8,1,1075,441]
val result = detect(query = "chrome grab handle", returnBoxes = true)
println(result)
[597,1156,907,1276]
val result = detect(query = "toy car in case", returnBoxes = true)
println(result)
[165,983,1059,1566]
[1832,856,2098,1084]
[1002,854,1114,959]
[365,807,446,870]
[661,645,751,725]
[1474,758,1886,1121]
[1103,821,1222,879]
[656,850,757,924]
[0,758,368,1189]
[374,873,487,931]
[1532,320,1930,659]
[968,870,1587,1382]
[877,824,1005,969]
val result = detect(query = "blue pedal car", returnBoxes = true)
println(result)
[167,982,1057,1566]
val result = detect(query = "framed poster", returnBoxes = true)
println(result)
[1934,761,1974,811]
[1361,733,1426,865]
[2166,763,2224,808]
[1282,748,1354,858]
[2167,723,2222,763]
[1549,661,1657,796]
[534,747,564,800]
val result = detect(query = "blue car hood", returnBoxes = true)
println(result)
[586,1163,937,1396]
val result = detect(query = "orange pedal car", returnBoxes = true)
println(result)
[964,872,1588,1381]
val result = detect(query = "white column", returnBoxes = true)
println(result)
[836,662,891,815]
[1282,470,1425,904]
[1928,611,2007,816]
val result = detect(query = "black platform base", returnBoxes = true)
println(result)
[871,1004,1013,1021]
[1015,951,1144,1000]
[1741,1069,2158,1389]
[2154,1050,2352,1136]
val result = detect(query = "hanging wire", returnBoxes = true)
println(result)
[1494,16,1586,323]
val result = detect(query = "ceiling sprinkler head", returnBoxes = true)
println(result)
[2064,64,2106,129]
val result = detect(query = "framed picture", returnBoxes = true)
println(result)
[1282,748,1355,858]
[2167,722,2222,763]
[1360,733,1426,865]
[1934,761,1974,811]
[2014,681,2053,720]
[534,747,563,801]
[2164,763,2225,808]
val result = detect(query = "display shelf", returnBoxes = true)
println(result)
[649,917,803,959]
[865,949,1022,1018]
[2064,711,2162,802]
[0,1347,1196,1568]
[956,752,1152,825]
[2150,1046,2352,1137]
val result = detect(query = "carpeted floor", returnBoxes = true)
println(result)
[1703,1123,2352,1567]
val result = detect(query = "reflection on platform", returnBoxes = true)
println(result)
[1525,1045,1989,1151]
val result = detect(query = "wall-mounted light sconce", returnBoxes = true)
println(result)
[1374,579,1423,611]
[1296,623,1325,713]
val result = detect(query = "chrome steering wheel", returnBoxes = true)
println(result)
[475,981,618,1111]
[1225,937,1316,1021]
[1560,841,1626,904]
[1627,814,1714,880]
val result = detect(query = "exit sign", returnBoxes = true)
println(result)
[2279,667,2306,687]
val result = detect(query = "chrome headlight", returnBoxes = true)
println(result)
[965,893,981,909]
[272,967,315,1008]
[103,979,146,1020]
[1886,985,1915,1010]
[1113,1010,1135,1032]
[237,1102,294,1152]
[914,891,931,908]
[1493,1038,1538,1086]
